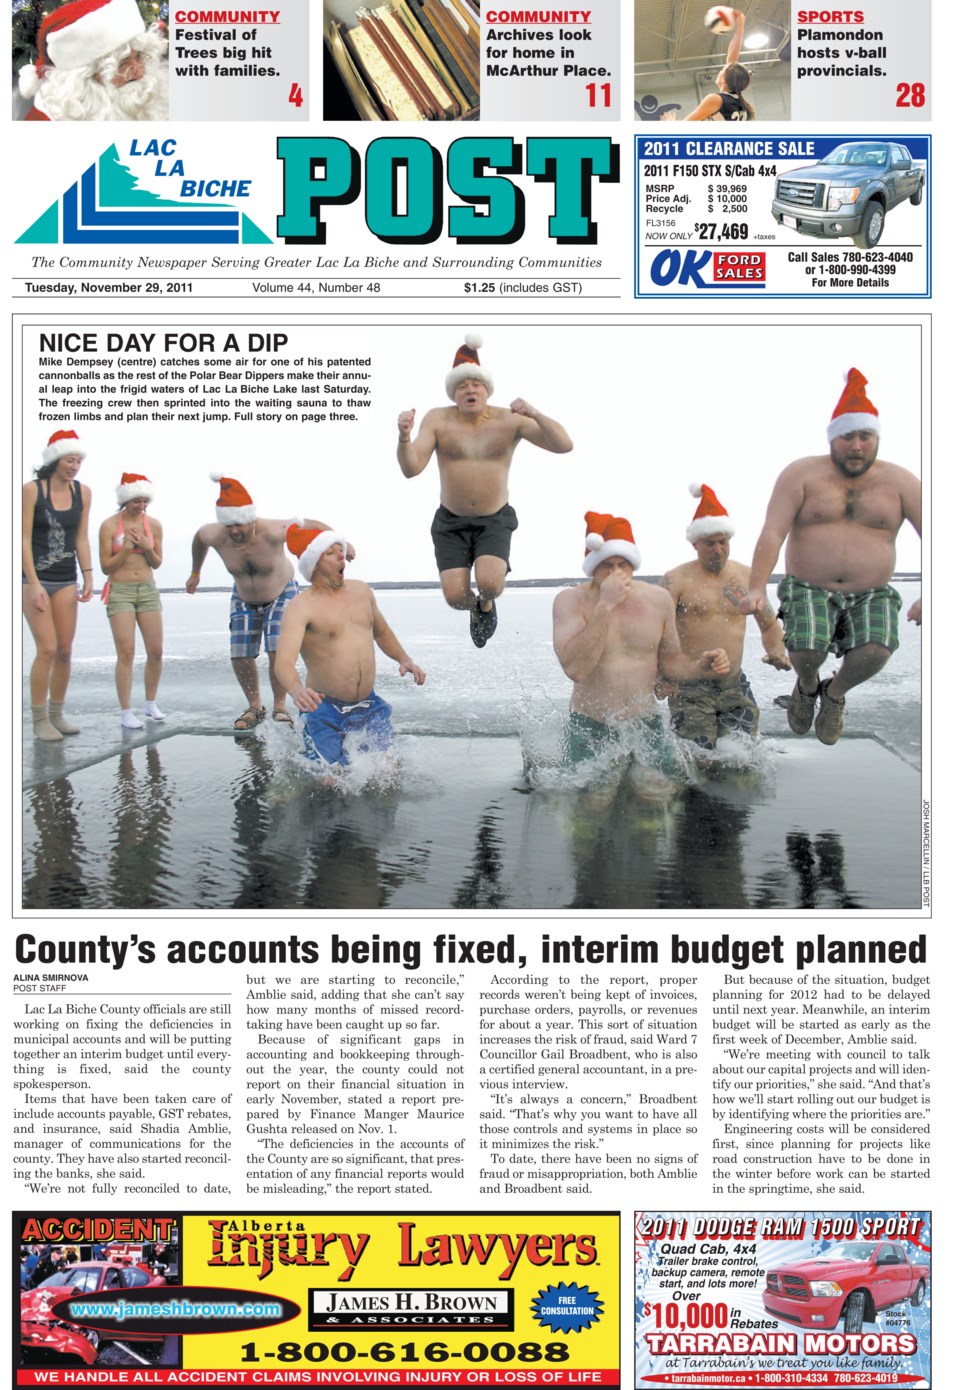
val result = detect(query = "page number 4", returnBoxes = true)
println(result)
[289,82,304,107]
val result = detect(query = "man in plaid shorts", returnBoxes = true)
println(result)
[740,369,921,745]
[186,473,349,730]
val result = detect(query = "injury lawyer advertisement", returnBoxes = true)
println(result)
[16,1210,619,1386]
[4,1,950,1390]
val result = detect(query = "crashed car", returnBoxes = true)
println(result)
[21,1260,167,1365]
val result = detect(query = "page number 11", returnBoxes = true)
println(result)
[586,82,611,107]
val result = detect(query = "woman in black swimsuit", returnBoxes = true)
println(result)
[22,429,93,741]
[685,10,756,121]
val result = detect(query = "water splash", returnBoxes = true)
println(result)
[260,718,430,801]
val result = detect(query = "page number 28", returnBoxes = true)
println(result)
[896,82,925,107]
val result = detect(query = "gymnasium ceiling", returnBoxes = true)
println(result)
[635,0,792,77]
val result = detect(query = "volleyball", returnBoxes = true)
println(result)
[704,5,735,34]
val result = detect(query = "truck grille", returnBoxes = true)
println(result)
[766,1272,810,1301]
[776,179,825,209]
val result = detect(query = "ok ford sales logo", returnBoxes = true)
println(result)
[17,139,270,245]
[649,248,766,288]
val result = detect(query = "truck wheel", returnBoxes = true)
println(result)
[910,1280,926,1307]
[852,201,885,249]
[910,186,923,206]
[844,1291,866,1334]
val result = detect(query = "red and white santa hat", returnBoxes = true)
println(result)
[19,0,146,98]
[827,367,880,442]
[210,471,256,525]
[582,511,641,576]
[116,471,153,505]
[41,429,86,466]
[286,521,349,581]
[687,482,735,542]
[445,331,494,400]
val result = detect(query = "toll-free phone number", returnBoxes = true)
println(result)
[745,1376,904,1385]
[240,1342,570,1363]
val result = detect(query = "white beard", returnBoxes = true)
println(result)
[36,28,168,122]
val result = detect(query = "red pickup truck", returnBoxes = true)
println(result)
[763,1242,929,1334]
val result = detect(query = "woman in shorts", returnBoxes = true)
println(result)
[22,429,94,741]
[99,472,165,730]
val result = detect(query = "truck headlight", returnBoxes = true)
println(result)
[826,187,859,211]
[808,1281,844,1297]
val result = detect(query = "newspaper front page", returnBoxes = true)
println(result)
[8,1,942,1388]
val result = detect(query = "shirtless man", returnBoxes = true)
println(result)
[552,512,730,779]
[659,483,790,748]
[186,472,345,730]
[740,368,921,745]
[397,332,572,647]
[274,522,426,770]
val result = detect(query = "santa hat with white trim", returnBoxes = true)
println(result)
[286,521,350,581]
[19,0,146,99]
[582,511,641,576]
[827,367,880,442]
[116,471,153,505]
[42,429,86,466]
[210,472,256,525]
[687,482,735,542]
[445,331,494,400]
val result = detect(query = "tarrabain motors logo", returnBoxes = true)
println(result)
[649,247,766,288]
[17,139,271,245]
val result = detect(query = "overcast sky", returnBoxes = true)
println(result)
[24,319,924,585]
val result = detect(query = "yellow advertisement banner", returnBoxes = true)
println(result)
[177,1210,619,1387]
[17,1210,617,1389]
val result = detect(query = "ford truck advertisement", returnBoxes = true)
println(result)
[771,140,925,249]
[763,1240,929,1333]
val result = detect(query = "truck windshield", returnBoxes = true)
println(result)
[812,1243,875,1261]
[821,145,888,167]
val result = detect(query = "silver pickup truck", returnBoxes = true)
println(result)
[771,141,925,249]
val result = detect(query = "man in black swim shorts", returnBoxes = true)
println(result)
[397,332,572,647]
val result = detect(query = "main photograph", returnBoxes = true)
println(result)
[19,317,926,913]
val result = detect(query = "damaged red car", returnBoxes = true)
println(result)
[21,1260,167,1365]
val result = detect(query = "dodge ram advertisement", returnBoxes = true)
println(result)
[635,1209,931,1388]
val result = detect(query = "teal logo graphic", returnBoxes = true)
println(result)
[18,144,270,245]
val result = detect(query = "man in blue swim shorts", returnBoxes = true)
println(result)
[187,472,347,731]
[274,521,426,770]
